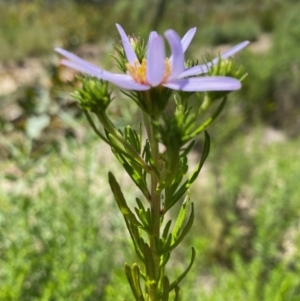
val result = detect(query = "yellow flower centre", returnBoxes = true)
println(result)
[126,58,171,85]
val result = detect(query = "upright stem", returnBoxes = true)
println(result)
[144,112,161,301]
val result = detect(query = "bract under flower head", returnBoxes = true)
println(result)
[55,24,249,92]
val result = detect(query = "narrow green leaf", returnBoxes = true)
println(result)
[180,140,195,157]
[162,220,172,240]
[164,156,188,209]
[164,203,194,253]
[174,286,181,301]
[139,122,143,154]
[111,151,150,199]
[136,198,145,210]
[124,219,144,261]
[165,131,210,211]
[125,126,140,154]
[143,243,156,280]
[162,234,172,254]
[169,248,196,292]
[160,252,170,268]
[132,264,145,301]
[171,192,190,245]
[143,141,160,177]
[108,172,142,227]
[161,276,170,301]
[183,97,226,142]
[124,263,140,301]
[134,205,151,233]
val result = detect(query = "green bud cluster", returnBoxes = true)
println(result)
[72,76,112,113]
[205,57,248,102]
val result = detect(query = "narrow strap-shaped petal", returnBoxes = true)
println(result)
[146,35,165,86]
[212,41,250,64]
[55,48,102,73]
[146,31,159,60]
[178,64,210,78]
[181,27,197,53]
[147,31,158,48]
[178,40,250,78]
[116,23,138,64]
[60,60,149,91]
[165,29,185,80]
[163,76,241,91]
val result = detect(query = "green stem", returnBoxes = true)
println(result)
[149,116,161,301]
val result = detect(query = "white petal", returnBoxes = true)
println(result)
[147,35,165,86]
[147,31,158,48]
[60,60,149,91]
[163,76,241,91]
[55,48,101,73]
[165,29,185,80]
[181,27,197,53]
[178,64,210,78]
[178,40,250,78]
[116,24,138,64]
[212,41,250,65]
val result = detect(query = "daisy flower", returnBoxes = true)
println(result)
[55,24,249,92]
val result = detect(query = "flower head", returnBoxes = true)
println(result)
[55,24,249,92]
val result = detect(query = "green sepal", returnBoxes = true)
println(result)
[108,172,142,227]
[161,276,170,301]
[169,248,196,292]
[124,263,145,301]
[165,131,210,211]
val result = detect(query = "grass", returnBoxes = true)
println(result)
[0,133,134,300]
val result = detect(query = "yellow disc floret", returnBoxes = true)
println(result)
[126,58,172,86]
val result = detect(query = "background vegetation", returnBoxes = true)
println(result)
[1,0,300,300]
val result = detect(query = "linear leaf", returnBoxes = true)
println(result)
[169,248,196,292]
[171,192,190,245]
[165,131,210,211]
[124,263,140,301]
[161,276,170,301]
[108,172,142,227]
[132,264,145,301]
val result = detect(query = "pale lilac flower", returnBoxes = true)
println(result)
[55,24,249,92]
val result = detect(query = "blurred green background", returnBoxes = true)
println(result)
[1,0,300,300]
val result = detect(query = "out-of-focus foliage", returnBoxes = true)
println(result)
[0,135,132,300]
